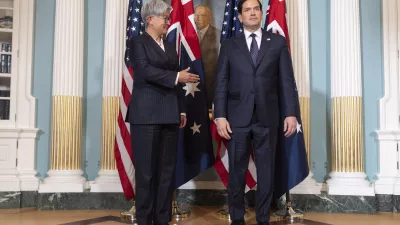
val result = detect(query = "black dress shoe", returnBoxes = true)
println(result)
[231,219,245,225]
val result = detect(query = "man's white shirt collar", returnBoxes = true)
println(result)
[243,27,262,39]
[243,27,262,50]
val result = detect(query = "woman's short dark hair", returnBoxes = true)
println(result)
[237,0,263,14]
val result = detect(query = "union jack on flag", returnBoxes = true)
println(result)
[166,0,215,189]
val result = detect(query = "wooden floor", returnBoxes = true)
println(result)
[0,206,399,225]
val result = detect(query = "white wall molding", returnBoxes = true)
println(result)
[91,170,123,192]
[375,0,400,195]
[0,129,20,191]
[0,0,39,192]
[177,180,227,190]
[18,128,40,191]
[290,172,323,194]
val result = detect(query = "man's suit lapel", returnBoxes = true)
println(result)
[234,33,254,68]
[255,31,271,69]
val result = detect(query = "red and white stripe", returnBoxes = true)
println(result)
[211,122,257,192]
[114,64,136,200]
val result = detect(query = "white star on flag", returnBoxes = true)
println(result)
[297,121,302,133]
[190,122,201,134]
[183,82,200,97]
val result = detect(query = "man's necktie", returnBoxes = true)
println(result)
[250,33,259,65]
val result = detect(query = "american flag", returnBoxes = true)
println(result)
[166,0,215,189]
[211,0,258,192]
[265,0,309,199]
[114,0,144,201]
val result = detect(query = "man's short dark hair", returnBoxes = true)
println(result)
[238,0,263,14]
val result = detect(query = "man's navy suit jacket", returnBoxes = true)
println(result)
[214,30,297,127]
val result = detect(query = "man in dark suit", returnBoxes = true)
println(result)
[125,1,200,224]
[194,4,221,110]
[213,0,298,224]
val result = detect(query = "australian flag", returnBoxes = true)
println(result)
[166,0,215,188]
[265,0,309,199]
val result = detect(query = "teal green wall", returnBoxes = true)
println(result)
[309,0,330,182]
[32,0,383,183]
[83,0,106,180]
[360,0,382,182]
[33,0,55,178]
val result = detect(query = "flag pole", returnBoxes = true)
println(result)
[274,192,304,222]
[285,192,304,221]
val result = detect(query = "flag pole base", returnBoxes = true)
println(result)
[171,190,190,220]
[120,200,137,223]
[171,200,191,219]
[274,201,304,223]
[215,207,249,220]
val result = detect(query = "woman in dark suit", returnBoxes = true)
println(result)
[125,1,200,225]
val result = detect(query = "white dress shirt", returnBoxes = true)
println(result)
[152,37,180,85]
[243,27,262,51]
